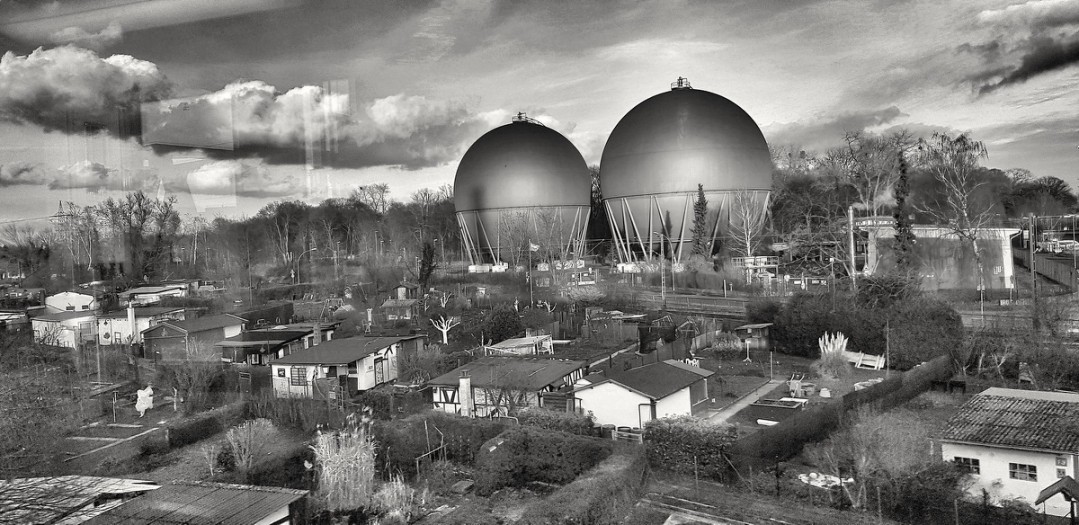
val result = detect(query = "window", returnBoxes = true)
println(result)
[1057,457,1068,467]
[1058,469,1067,479]
[289,366,308,386]
[276,368,285,378]
[954,457,980,474]
[1009,463,1037,482]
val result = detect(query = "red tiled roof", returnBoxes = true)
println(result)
[937,388,1079,453]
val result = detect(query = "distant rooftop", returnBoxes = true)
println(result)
[272,334,424,365]
[575,360,712,400]
[152,313,245,334]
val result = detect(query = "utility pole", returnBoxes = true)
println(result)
[848,205,857,290]
[1031,214,1039,330]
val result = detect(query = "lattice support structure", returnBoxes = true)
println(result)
[456,205,590,266]
[604,190,770,264]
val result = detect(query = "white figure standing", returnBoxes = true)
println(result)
[135,384,154,418]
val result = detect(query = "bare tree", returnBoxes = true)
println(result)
[350,183,390,214]
[726,190,768,258]
[429,314,461,344]
[829,131,913,216]
[915,132,993,289]
[225,418,278,481]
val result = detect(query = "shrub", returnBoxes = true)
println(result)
[373,474,421,525]
[644,416,738,480]
[518,446,648,525]
[517,407,595,436]
[245,391,351,432]
[226,418,277,479]
[474,426,613,495]
[244,442,313,489]
[770,292,963,369]
[373,411,506,479]
[164,402,245,449]
[746,298,781,324]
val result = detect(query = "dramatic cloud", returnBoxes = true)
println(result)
[977,34,1079,94]
[968,0,1079,93]
[0,46,170,134]
[48,21,123,52]
[0,161,46,187]
[179,160,298,198]
[146,85,494,170]
[763,106,906,153]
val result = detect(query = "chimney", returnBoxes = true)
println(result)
[312,322,322,346]
[459,372,473,418]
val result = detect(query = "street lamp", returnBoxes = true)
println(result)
[295,247,318,284]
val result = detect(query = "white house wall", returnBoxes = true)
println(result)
[575,382,651,428]
[941,442,1078,517]
[655,387,693,419]
[45,292,97,313]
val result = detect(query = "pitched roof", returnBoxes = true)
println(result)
[215,329,310,349]
[937,387,1079,453]
[1036,476,1079,505]
[381,298,418,308]
[97,306,185,319]
[271,335,424,365]
[489,335,552,348]
[32,310,97,322]
[662,359,715,378]
[82,480,306,525]
[154,314,246,334]
[578,361,710,400]
[119,285,186,296]
[429,356,587,391]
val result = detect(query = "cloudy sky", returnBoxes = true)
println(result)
[0,0,1076,223]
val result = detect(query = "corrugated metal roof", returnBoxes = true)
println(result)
[937,388,1079,453]
[83,481,306,525]
[0,476,159,524]
[271,334,424,365]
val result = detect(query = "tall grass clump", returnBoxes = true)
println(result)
[311,413,377,512]
[815,332,851,379]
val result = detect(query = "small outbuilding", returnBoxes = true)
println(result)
[270,334,425,398]
[734,322,773,350]
[31,310,96,349]
[45,291,99,314]
[430,356,588,417]
[82,480,308,525]
[572,359,713,428]
[141,314,246,360]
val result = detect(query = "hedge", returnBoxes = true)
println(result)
[518,446,649,525]
[373,411,507,479]
[516,406,596,436]
[165,402,246,449]
[244,392,351,432]
[729,354,954,471]
[770,292,963,369]
[643,416,738,480]
[474,426,612,496]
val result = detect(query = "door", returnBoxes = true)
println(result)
[374,358,385,385]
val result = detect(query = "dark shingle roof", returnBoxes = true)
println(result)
[937,387,1079,453]
[582,361,710,400]
[83,480,306,524]
[271,335,424,365]
[428,356,587,391]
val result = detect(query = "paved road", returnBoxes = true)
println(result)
[706,379,784,424]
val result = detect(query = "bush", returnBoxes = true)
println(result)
[373,411,506,479]
[165,403,245,449]
[245,391,351,432]
[746,298,781,324]
[372,474,420,525]
[474,426,613,495]
[770,292,963,369]
[518,446,648,525]
[517,407,595,436]
[644,416,738,480]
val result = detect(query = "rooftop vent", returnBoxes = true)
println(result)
[511,112,546,126]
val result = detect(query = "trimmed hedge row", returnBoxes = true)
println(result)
[643,416,738,480]
[165,402,246,449]
[729,354,954,471]
[373,411,507,479]
[518,446,649,525]
[474,426,613,496]
[516,406,596,436]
